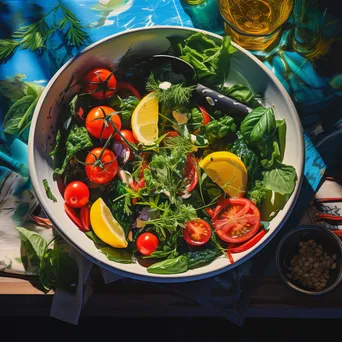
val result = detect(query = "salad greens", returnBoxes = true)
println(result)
[48,32,297,275]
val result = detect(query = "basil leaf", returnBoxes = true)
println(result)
[99,247,134,264]
[85,231,107,246]
[16,227,48,260]
[263,163,297,195]
[53,123,93,176]
[147,255,189,274]
[260,139,281,169]
[221,84,260,107]
[0,75,27,102]
[42,178,57,203]
[241,106,276,144]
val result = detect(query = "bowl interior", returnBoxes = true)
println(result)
[277,226,342,294]
[29,26,304,282]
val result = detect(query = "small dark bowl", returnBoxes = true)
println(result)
[276,225,342,296]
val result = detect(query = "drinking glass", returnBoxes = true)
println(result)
[218,0,295,50]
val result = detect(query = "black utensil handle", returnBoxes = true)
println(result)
[195,84,252,116]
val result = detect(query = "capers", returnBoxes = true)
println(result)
[287,239,337,291]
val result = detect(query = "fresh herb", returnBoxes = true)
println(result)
[187,245,222,269]
[42,179,57,203]
[189,107,204,131]
[99,247,134,264]
[147,255,189,274]
[53,122,93,177]
[247,179,268,206]
[205,115,236,143]
[120,96,139,127]
[220,84,261,108]
[240,106,276,145]
[146,73,194,109]
[276,119,286,162]
[0,1,89,64]
[16,227,78,292]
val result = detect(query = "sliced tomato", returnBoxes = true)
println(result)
[116,82,141,99]
[212,198,260,244]
[184,153,199,193]
[183,219,212,246]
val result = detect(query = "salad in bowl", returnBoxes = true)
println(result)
[29,27,303,281]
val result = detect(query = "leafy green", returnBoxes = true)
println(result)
[220,84,260,107]
[0,74,27,102]
[189,107,204,131]
[49,129,61,156]
[240,106,276,145]
[42,179,57,203]
[16,227,48,260]
[99,247,134,264]
[177,33,237,85]
[120,96,139,126]
[276,119,286,162]
[0,40,20,64]
[205,115,236,143]
[263,162,297,195]
[53,122,93,176]
[16,227,78,292]
[260,139,281,169]
[147,255,189,274]
[85,231,106,245]
[231,132,261,190]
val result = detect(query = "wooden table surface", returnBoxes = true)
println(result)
[1,260,342,319]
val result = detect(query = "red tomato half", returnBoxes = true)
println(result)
[212,198,260,244]
[114,129,137,144]
[85,147,118,184]
[136,232,159,256]
[184,154,199,192]
[86,106,121,140]
[64,181,90,208]
[183,219,212,246]
[84,68,117,100]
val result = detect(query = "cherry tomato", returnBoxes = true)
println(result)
[86,106,121,140]
[184,153,199,192]
[80,206,91,232]
[212,198,260,244]
[84,68,117,100]
[183,219,212,246]
[114,129,137,144]
[64,181,90,208]
[136,232,159,256]
[85,147,118,184]
[116,82,141,99]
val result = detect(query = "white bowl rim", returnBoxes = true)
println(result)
[28,25,304,283]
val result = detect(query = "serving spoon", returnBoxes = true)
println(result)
[151,54,253,117]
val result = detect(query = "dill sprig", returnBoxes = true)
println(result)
[146,72,195,109]
[162,135,197,155]
[0,1,89,64]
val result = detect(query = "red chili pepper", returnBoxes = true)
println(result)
[228,229,266,254]
[80,206,91,232]
[31,215,53,228]
[117,82,142,99]
[64,203,83,230]
[227,250,234,264]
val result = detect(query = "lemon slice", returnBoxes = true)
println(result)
[90,198,128,248]
[131,92,159,145]
[199,151,248,198]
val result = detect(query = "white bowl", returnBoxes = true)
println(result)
[28,26,304,283]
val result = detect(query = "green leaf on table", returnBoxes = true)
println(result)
[99,247,134,264]
[42,178,57,203]
[241,106,276,145]
[16,227,48,260]
[263,163,297,195]
[39,247,78,293]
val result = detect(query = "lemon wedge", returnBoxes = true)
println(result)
[199,151,248,198]
[131,92,159,145]
[90,198,128,248]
